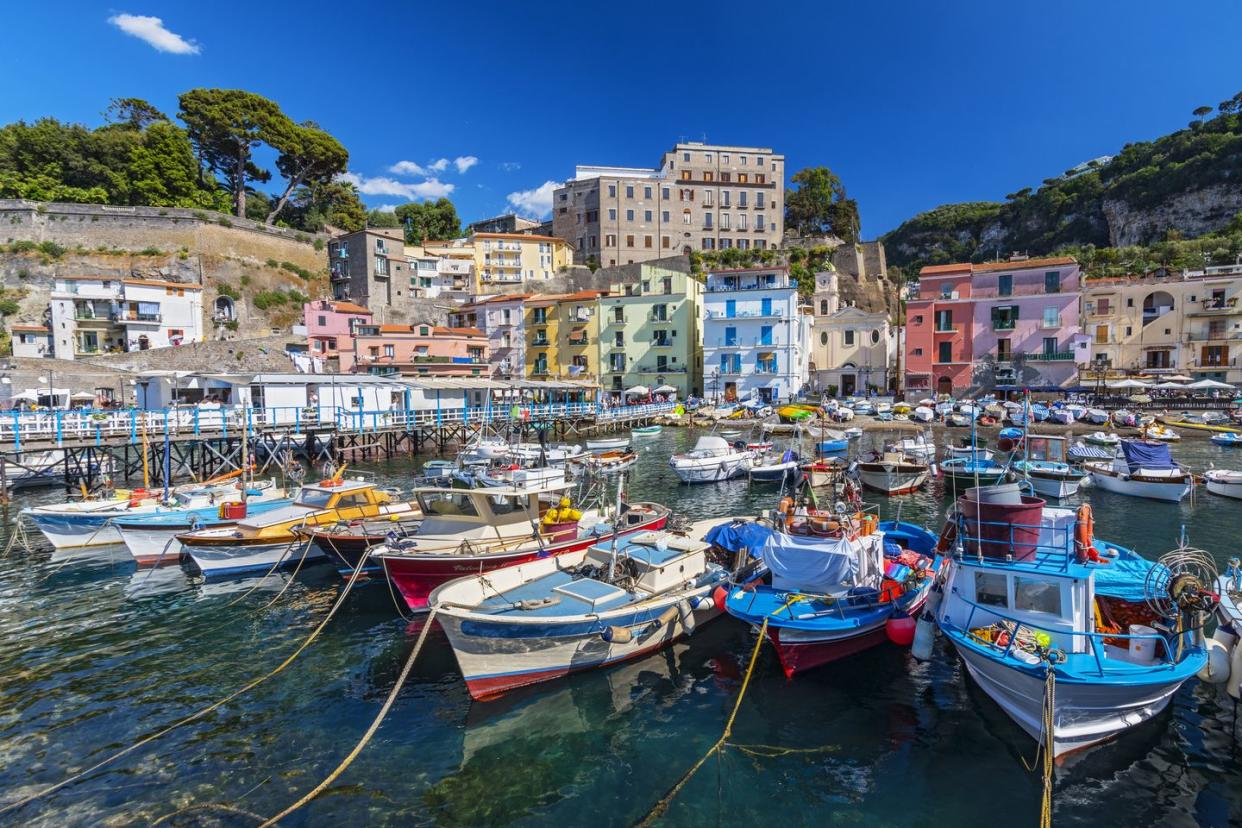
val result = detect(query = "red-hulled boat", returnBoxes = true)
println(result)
[370,476,669,612]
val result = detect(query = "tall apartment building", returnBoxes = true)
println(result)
[904,256,1084,395]
[1081,265,1242,384]
[327,228,417,319]
[701,267,808,403]
[598,262,704,398]
[49,276,204,360]
[424,233,573,294]
[449,293,529,379]
[552,142,785,268]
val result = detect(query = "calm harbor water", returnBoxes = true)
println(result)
[1,426,1241,827]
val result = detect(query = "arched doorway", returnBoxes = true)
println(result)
[936,376,953,396]
[840,363,857,397]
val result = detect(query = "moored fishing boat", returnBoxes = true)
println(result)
[1159,414,1241,434]
[939,457,1008,488]
[894,432,936,461]
[585,435,631,451]
[933,487,1216,756]
[1204,469,1242,499]
[857,450,930,495]
[1084,431,1121,447]
[749,448,801,484]
[1010,435,1086,499]
[669,435,752,483]
[723,515,939,677]
[632,425,662,436]
[1211,432,1242,447]
[800,457,848,488]
[298,513,427,574]
[431,527,756,699]
[115,497,294,566]
[576,449,639,474]
[1084,440,1191,502]
[1068,441,1117,463]
[177,479,415,577]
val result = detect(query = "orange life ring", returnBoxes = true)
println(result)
[1075,504,1094,563]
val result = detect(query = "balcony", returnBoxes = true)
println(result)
[75,311,117,323]
[706,308,784,319]
[637,365,686,374]
[991,321,1016,331]
[530,337,550,347]
[1188,297,1242,316]
[566,335,590,346]
[1024,351,1076,362]
[705,278,788,292]
[122,312,162,324]
[933,326,957,334]
[648,312,670,322]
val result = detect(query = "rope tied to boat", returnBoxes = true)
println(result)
[1021,655,1059,828]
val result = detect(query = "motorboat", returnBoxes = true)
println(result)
[815,428,849,454]
[632,425,662,436]
[894,432,936,461]
[586,436,632,451]
[461,435,511,462]
[749,448,801,484]
[575,449,639,474]
[1142,424,1181,442]
[939,457,1009,488]
[669,435,752,483]
[913,406,935,423]
[1084,440,1191,502]
[934,487,1215,757]
[1084,431,1121,447]
[1068,441,1117,463]
[509,442,586,465]
[430,528,756,699]
[724,515,939,677]
[1084,408,1109,425]
[800,457,848,488]
[423,460,456,483]
[177,479,416,577]
[1211,432,1242,447]
[1204,469,1242,499]
[857,450,930,495]
[1010,435,1086,499]
[22,477,283,549]
[115,497,294,566]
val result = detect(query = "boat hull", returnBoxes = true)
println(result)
[670,454,750,483]
[953,642,1189,757]
[1206,477,1242,499]
[767,591,929,678]
[116,524,189,566]
[857,465,928,495]
[186,539,325,577]
[1087,469,1189,502]
[379,511,669,612]
[24,510,123,548]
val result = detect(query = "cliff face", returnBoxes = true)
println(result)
[1102,184,1242,247]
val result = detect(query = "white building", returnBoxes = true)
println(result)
[701,267,809,403]
[809,270,896,395]
[49,277,204,360]
[407,244,473,302]
[9,324,53,358]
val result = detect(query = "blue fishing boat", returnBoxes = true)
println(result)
[939,457,1008,487]
[722,517,939,677]
[1211,432,1242,447]
[1010,435,1086,499]
[114,498,294,566]
[930,486,1216,756]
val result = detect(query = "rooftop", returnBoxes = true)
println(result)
[920,256,1077,277]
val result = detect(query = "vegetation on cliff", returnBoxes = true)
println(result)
[883,91,1242,274]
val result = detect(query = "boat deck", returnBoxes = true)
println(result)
[475,570,638,617]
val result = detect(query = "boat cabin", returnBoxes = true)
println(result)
[1022,435,1067,464]
[412,479,578,541]
[239,479,394,530]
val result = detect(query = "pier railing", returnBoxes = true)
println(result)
[1,402,678,451]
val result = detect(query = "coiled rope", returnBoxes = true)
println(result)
[0,544,374,817]
[257,608,439,826]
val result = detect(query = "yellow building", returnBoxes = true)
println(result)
[474,233,573,294]
[524,290,607,379]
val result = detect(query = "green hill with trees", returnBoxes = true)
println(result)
[882,91,1242,277]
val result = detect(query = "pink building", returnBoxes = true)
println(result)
[904,263,975,396]
[305,299,372,368]
[342,323,490,377]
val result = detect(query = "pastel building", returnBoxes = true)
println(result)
[809,270,896,395]
[342,323,489,377]
[449,294,529,379]
[49,276,204,360]
[905,256,1083,395]
[598,262,703,397]
[524,291,607,380]
[304,299,373,369]
[702,267,808,403]
[9,324,53,358]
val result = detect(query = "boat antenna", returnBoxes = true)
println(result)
[607,471,626,581]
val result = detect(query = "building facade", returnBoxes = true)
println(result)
[327,228,416,320]
[466,214,542,235]
[49,276,204,360]
[552,142,785,268]
[449,294,528,379]
[701,267,808,403]
[524,291,607,380]
[342,323,489,377]
[809,269,895,395]
[598,262,704,398]
[422,233,573,295]
[1081,265,1242,384]
[404,243,473,302]
[9,324,52,358]
[304,299,373,369]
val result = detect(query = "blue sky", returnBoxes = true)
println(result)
[3,1,1241,236]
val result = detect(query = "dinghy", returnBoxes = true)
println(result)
[586,436,632,451]
[1204,469,1242,499]
[577,449,639,474]
[1084,431,1121,447]
[857,451,930,495]
[913,406,935,423]
[669,435,752,483]
[894,432,936,461]
[632,425,662,436]
[749,449,801,484]
[1211,432,1242,447]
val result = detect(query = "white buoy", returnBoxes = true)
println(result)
[1199,637,1232,684]
[911,586,944,662]
[1227,639,1242,701]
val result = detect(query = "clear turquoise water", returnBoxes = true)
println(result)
[1,427,1240,826]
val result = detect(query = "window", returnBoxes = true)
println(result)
[1125,325,1132,337]
[375,256,389,275]
[996,337,1011,360]
[682,152,690,161]
[644,210,652,222]
[662,236,671,248]
[757,192,765,209]
[318,315,327,326]
[608,184,617,198]
[606,234,616,246]
[662,210,670,223]
[383,344,395,358]
[738,173,748,183]
[760,325,773,346]
[740,156,748,165]
[871,330,880,345]
[683,210,692,225]
[975,572,1008,608]
[997,274,1012,296]
[703,190,714,207]
[940,284,953,299]
[1045,271,1061,293]
[644,186,652,199]
[935,309,953,331]
[626,185,634,199]
[662,187,670,199]
[738,214,748,231]
[722,213,731,230]
[680,170,691,181]
[913,348,923,356]
[739,192,748,208]
[756,215,765,231]
[722,191,731,207]
[755,174,765,184]
[644,235,653,248]
[701,238,715,250]
[608,208,617,220]
[1126,297,1134,308]
[820,331,829,345]
[1042,307,1060,328]
[938,341,952,363]
[1043,336,1058,356]
[991,305,1018,330]
[703,171,714,182]
[720,172,731,183]
[626,209,634,221]
[625,235,634,247]
[1014,577,1061,615]
[913,315,923,325]
[704,212,713,229]
[1097,297,1111,314]
[844,330,855,346]
[724,326,737,346]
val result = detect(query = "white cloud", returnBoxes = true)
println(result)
[389,160,428,177]
[374,203,399,213]
[108,14,200,55]
[454,155,479,174]
[506,180,561,218]
[498,161,522,173]
[427,158,450,173]
[340,172,455,201]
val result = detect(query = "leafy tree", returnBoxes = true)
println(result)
[264,121,348,225]
[785,166,860,243]
[1193,105,1214,122]
[366,208,401,229]
[284,179,366,232]
[394,198,462,242]
[104,98,168,130]
[178,89,287,217]
[126,120,225,209]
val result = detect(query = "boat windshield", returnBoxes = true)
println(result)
[418,491,481,517]
[295,488,337,509]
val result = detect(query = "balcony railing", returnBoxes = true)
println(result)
[991,321,1016,331]
[636,365,686,374]
[530,337,550,347]
[706,279,788,292]
[706,308,784,319]
[1024,351,1076,361]
[75,311,117,322]
[1191,297,1240,314]
[1185,330,1236,342]
[123,312,162,323]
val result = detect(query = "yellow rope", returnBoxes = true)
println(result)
[0,547,374,817]
[1021,665,1057,828]
[258,609,439,826]
[635,617,769,828]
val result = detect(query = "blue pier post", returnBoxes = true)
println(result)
[55,410,63,447]
[13,411,21,452]
[194,407,200,436]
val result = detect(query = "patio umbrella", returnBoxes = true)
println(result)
[654,384,677,394]
[1166,374,1193,382]
[1152,381,1190,390]
[625,385,650,396]
[1107,379,1151,389]
[69,391,97,401]
[10,390,38,402]
[1187,378,1236,389]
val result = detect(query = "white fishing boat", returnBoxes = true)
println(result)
[22,478,282,549]
[1204,469,1242,499]
[856,451,929,495]
[944,444,996,462]
[461,435,511,461]
[586,436,631,451]
[1084,408,1109,425]
[669,435,752,483]
[115,497,295,566]
[913,406,935,423]
[1011,435,1086,499]
[431,529,756,699]
[934,491,1216,757]
[894,432,936,461]
[510,442,586,464]
[1084,440,1191,502]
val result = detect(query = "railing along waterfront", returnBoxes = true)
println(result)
[0,402,677,451]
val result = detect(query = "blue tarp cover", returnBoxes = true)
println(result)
[1121,440,1176,471]
[762,533,859,593]
[1093,547,1158,602]
[704,521,774,555]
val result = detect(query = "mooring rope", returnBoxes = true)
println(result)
[257,608,439,826]
[1021,664,1057,828]
[0,547,374,817]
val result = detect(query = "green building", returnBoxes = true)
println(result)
[598,260,703,399]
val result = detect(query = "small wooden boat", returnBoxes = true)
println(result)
[777,404,822,423]
[299,513,427,574]
[632,425,662,436]
[800,457,847,488]
[1010,435,1085,499]
[749,449,801,484]
[857,451,929,495]
[423,460,456,482]
[586,436,632,451]
[1085,408,1109,425]
[912,406,935,423]
[1205,469,1242,498]
[940,457,1009,487]
[579,449,638,474]
[1068,441,1117,463]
